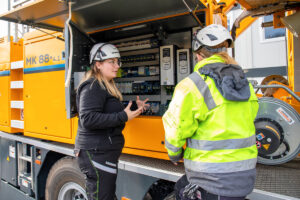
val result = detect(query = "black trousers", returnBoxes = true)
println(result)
[175,175,246,200]
[77,149,122,200]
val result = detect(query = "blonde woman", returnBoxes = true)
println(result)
[75,43,148,200]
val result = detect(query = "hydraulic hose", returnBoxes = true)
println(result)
[65,1,74,88]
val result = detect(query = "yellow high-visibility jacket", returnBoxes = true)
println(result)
[163,55,258,197]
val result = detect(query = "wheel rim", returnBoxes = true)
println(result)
[58,182,87,200]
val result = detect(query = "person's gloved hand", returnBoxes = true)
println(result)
[182,183,202,199]
[169,149,184,164]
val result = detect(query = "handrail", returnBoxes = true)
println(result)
[254,84,300,102]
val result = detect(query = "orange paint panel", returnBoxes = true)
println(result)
[23,35,71,141]
[35,160,42,165]
[24,37,65,69]
[11,40,23,62]
[222,0,237,14]
[23,70,71,139]
[10,68,23,81]
[4,63,10,71]
[122,148,169,160]
[0,125,11,133]
[235,16,257,38]
[24,131,74,144]
[287,14,295,90]
[0,63,9,71]
[0,76,10,128]
[237,0,252,9]
[0,37,24,133]
[205,0,215,26]
[0,37,23,64]
[123,116,167,154]
[0,41,11,64]
[72,111,169,158]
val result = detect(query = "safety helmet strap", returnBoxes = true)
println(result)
[91,43,109,63]
[192,33,204,52]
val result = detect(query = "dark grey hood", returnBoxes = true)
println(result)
[199,63,250,101]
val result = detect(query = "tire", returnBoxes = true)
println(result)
[45,156,87,200]
[148,180,175,200]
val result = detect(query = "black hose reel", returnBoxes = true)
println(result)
[255,97,300,165]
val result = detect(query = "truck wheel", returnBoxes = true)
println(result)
[148,180,175,200]
[45,156,87,200]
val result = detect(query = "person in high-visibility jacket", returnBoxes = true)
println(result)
[163,24,259,200]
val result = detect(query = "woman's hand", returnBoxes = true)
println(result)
[124,101,143,121]
[136,96,150,112]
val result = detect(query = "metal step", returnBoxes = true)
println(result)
[17,143,34,191]
[254,159,300,198]
[119,154,300,199]
[19,156,32,162]
[11,120,24,129]
[11,101,24,109]
[11,61,24,69]
[11,81,24,89]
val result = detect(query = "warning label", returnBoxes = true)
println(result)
[276,107,294,125]
[256,141,261,149]
[263,144,270,150]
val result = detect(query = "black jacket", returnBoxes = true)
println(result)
[75,78,128,150]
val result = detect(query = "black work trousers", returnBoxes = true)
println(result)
[175,175,246,200]
[77,149,122,200]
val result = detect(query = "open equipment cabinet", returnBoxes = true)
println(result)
[0,0,211,199]
[0,0,300,200]
[0,0,209,160]
[63,0,206,160]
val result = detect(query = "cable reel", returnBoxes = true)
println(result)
[255,97,300,165]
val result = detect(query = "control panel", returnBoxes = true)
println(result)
[160,45,176,85]
[177,49,190,83]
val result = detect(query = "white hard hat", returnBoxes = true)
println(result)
[89,43,120,64]
[192,24,234,52]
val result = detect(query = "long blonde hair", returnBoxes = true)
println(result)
[79,61,123,101]
[215,52,238,65]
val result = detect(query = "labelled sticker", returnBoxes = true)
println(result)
[263,144,270,150]
[256,133,265,141]
[276,107,295,125]
[9,145,15,158]
[163,63,171,70]
[22,179,29,188]
[256,141,261,149]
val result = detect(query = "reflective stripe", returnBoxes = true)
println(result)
[186,168,256,196]
[105,161,117,167]
[187,135,256,151]
[184,158,257,173]
[188,72,216,110]
[92,161,117,174]
[165,138,182,153]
